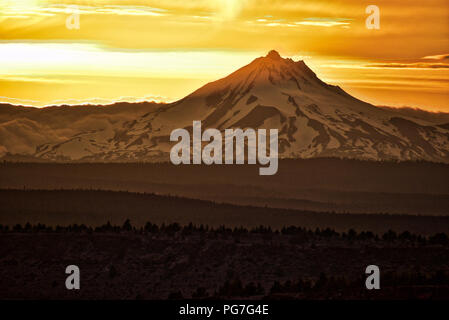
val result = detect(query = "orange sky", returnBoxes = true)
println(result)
[0,0,448,111]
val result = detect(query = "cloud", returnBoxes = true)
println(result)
[0,4,168,20]
[0,75,87,84]
[249,19,297,28]
[365,63,449,69]
[295,21,349,27]
[250,16,351,28]
[295,17,352,27]
[422,54,449,60]
[340,53,449,70]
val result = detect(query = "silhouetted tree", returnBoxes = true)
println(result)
[122,219,132,232]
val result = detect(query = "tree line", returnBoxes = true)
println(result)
[1,220,448,246]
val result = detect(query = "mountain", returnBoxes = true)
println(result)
[1,50,449,162]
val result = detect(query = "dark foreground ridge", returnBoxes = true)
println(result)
[0,221,448,299]
[1,189,449,234]
[2,159,449,216]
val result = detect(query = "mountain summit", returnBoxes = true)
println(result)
[266,50,282,60]
[2,50,449,162]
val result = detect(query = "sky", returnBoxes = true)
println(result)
[0,0,448,111]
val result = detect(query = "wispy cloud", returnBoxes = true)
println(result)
[251,16,351,28]
[422,54,449,60]
[0,75,87,84]
[325,62,449,70]
[366,63,449,70]
[366,54,449,69]
[295,18,352,28]
[0,4,168,20]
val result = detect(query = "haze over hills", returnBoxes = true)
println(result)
[1,50,449,162]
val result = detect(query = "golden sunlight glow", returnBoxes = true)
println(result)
[0,0,448,110]
[216,0,243,20]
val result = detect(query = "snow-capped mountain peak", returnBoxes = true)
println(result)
[1,50,449,163]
